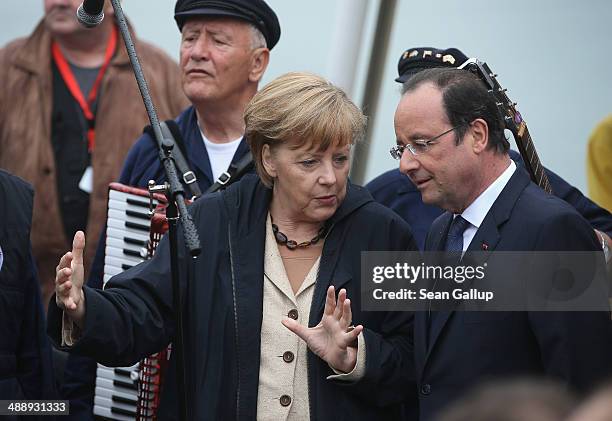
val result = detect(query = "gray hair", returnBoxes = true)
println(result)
[249,24,267,50]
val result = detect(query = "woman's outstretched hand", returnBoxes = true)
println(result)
[282,286,363,373]
[55,231,86,326]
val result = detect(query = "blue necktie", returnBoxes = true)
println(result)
[428,215,471,346]
[445,215,470,253]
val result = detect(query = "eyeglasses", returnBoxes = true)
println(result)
[389,124,465,160]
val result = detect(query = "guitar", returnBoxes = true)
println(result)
[458,58,553,194]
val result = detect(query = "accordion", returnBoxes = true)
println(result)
[94,183,170,421]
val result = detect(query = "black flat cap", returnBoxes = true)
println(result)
[174,0,281,50]
[395,47,468,83]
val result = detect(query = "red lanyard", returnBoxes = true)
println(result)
[52,25,118,152]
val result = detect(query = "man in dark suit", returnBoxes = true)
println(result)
[368,47,612,254]
[393,67,612,420]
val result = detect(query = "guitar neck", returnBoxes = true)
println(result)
[512,120,552,194]
[462,59,553,194]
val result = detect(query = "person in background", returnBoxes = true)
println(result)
[367,47,612,263]
[114,0,280,194]
[49,72,418,420]
[0,0,188,307]
[568,384,612,421]
[436,379,577,421]
[587,114,612,212]
[88,0,281,285]
[0,169,57,420]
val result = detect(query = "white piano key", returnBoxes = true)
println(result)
[107,227,150,244]
[94,394,136,410]
[107,205,152,223]
[104,264,122,277]
[96,365,139,380]
[96,376,138,393]
[105,245,146,264]
[93,404,136,421]
[94,385,138,403]
[103,264,139,280]
[96,370,137,385]
[108,198,157,213]
[107,236,148,252]
[108,217,150,235]
[104,256,142,272]
[107,209,151,227]
[109,189,153,206]
[95,395,138,414]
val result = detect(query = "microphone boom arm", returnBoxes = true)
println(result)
[108,0,201,257]
[87,1,199,419]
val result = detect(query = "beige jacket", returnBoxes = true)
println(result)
[257,215,366,420]
[0,20,189,303]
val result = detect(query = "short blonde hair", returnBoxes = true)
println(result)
[244,72,366,187]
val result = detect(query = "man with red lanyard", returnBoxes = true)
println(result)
[50,12,118,259]
[0,0,189,307]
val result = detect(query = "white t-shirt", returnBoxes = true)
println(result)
[200,130,242,182]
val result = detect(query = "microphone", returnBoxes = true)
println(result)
[76,0,105,28]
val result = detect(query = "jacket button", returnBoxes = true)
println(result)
[279,394,292,407]
[282,351,294,363]
[420,384,432,395]
[287,309,298,320]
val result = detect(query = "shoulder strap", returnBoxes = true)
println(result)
[205,149,254,194]
[163,119,189,162]
[144,120,202,198]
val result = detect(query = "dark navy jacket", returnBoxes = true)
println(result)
[414,168,612,421]
[366,150,612,250]
[117,105,251,191]
[51,175,418,420]
[0,170,57,417]
[89,105,252,288]
[62,105,252,419]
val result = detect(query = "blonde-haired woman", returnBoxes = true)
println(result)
[50,72,418,420]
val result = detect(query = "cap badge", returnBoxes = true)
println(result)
[442,54,456,64]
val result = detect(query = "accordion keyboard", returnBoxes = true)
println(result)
[95,186,162,421]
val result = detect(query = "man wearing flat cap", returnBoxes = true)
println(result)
[366,46,612,253]
[116,0,280,196]
[61,1,281,418]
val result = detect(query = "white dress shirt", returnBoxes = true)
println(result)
[457,160,516,251]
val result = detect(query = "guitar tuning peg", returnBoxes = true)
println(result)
[496,102,503,107]
[513,102,517,106]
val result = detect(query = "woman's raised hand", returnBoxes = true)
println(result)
[282,286,363,374]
